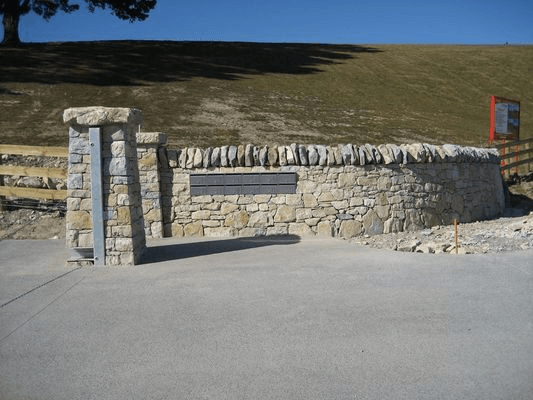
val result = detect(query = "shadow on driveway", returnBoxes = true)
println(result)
[141,234,300,264]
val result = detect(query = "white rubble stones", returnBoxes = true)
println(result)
[353,212,533,254]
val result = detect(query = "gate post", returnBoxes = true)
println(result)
[63,107,146,266]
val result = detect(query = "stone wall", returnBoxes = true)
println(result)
[148,142,505,239]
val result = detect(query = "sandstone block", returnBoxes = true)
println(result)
[204,227,235,237]
[339,220,362,238]
[211,147,221,167]
[192,210,211,220]
[67,210,92,230]
[308,145,319,165]
[228,146,238,167]
[248,211,269,227]
[338,173,356,188]
[239,228,267,237]
[317,145,327,166]
[184,221,203,236]
[171,223,184,237]
[303,193,318,208]
[383,218,403,234]
[362,210,384,235]
[63,107,143,126]
[267,147,279,166]
[225,210,249,228]
[186,148,196,168]
[267,225,288,235]
[286,194,302,206]
[274,205,296,222]
[244,144,255,166]
[317,221,334,237]
[289,223,313,236]
[286,145,295,165]
[290,143,300,165]
[193,148,204,168]
[298,145,309,165]
[296,208,313,221]
[259,146,268,166]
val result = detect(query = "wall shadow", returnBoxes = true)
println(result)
[0,40,382,86]
[141,234,301,264]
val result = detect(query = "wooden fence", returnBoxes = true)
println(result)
[494,137,533,177]
[0,144,68,203]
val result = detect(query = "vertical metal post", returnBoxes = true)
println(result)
[89,127,105,266]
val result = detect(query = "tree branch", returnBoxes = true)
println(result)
[20,0,32,14]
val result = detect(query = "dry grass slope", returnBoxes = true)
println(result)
[1,41,532,148]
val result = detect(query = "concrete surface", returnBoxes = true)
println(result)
[1,236,532,400]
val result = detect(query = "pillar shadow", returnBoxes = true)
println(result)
[141,234,300,264]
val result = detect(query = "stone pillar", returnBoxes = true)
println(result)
[136,132,167,238]
[63,107,146,266]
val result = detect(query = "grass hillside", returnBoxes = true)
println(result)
[0,41,531,148]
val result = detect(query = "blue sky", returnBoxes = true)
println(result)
[7,0,533,44]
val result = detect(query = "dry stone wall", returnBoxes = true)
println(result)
[154,142,505,239]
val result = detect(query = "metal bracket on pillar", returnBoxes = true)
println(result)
[89,127,105,266]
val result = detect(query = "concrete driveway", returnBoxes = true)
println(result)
[1,237,532,400]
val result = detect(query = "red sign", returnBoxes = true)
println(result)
[489,96,520,144]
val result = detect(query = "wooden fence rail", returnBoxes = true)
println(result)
[0,144,68,202]
[494,137,533,176]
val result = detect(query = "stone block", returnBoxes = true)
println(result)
[67,211,92,230]
[67,197,81,211]
[225,210,249,228]
[267,147,279,166]
[192,210,211,219]
[172,223,184,237]
[298,145,309,165]
[338,173,356,188]
[289,223,313,236]
[308,145,319,165]
[339,220,362,238]
[286,145,295,165]
[117,206,132,224]
[78,232,93,248]
[383,218,403,234]
[111,225,133,237]
[318,192,335,202]
[267,225,288,235]
[404,209,424,231]
[248,211,269,227]
[317,221,334,237]
[274,205,296,222]
[184,221,204,236]
[296,208,313,221]
[362,210,384,235]
[211,147,221,167]
[286,194,302,206]
[303,193,318,208]
[239,228,267,237]
[68,173,83,190]
[245,144,255,166]
[204,227,235,237]
[115,238,134,252]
